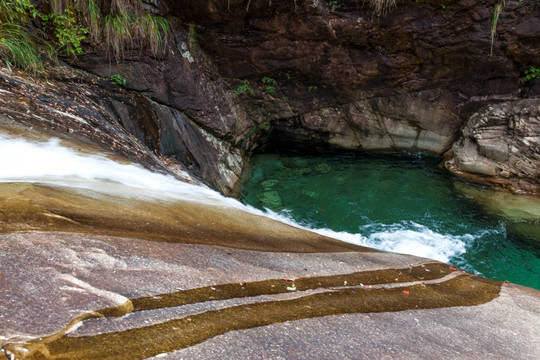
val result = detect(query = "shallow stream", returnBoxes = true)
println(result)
[239,153,540,290]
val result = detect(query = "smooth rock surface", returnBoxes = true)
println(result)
[2,228,539,359]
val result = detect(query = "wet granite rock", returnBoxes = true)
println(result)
[268,89,460,154]
[1,228,539,359]
[444,99,540,195]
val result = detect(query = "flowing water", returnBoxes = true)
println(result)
[1,133,539,290]
[239,153,540,290]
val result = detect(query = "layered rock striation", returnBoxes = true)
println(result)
[444,99,540,194]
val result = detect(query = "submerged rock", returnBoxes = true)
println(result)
[453,181,540,240]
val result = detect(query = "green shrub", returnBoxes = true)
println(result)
[234,81,254,95]
[42,8,89,56]
[110,73,126,86]
[523,67,540,81]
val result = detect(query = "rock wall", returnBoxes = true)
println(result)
[14,0,540,194]
[164,0,538,153]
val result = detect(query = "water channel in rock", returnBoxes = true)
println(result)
[239,153,540,290]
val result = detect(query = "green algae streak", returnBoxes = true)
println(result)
[7,271,500,360]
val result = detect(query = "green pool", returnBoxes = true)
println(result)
[239,153,540,290]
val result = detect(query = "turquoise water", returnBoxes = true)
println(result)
[239,153,540,290]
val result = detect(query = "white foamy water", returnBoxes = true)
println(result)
[360,222,470,262]
[0,135,470,262]
[0,136,238,206]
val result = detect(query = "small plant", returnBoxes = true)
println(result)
[308,85,318,92]
[261,77,277,94]
[234,80,254,95]
[264,85,276,94]
[326,0,342,11]
[110,73,126,86]
[188,24,198,54]
[280,70,291,80]
[523,67,540,81]
[261,76,277,85]
[42,8,89,56]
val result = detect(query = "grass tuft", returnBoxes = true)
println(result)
[0,23,43,72]
[45,0,171,60]
[490,0,505,55]
[369,0,397,15]
[0,0,49,73]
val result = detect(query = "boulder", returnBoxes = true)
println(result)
[444,99,540,195]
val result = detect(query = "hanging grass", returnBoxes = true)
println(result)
[104,12,134,60]
[490,0,505,55]
[136,13,171,55]
[0,23,43,72]
[0,0,50,72]
[369,0,397,15]
[45,0,171,60]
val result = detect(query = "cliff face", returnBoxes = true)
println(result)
[164,0,538,153]
[12,0,540,194]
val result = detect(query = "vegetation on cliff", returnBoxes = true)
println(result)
[0,0,170,72]
[0,0,47,72]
